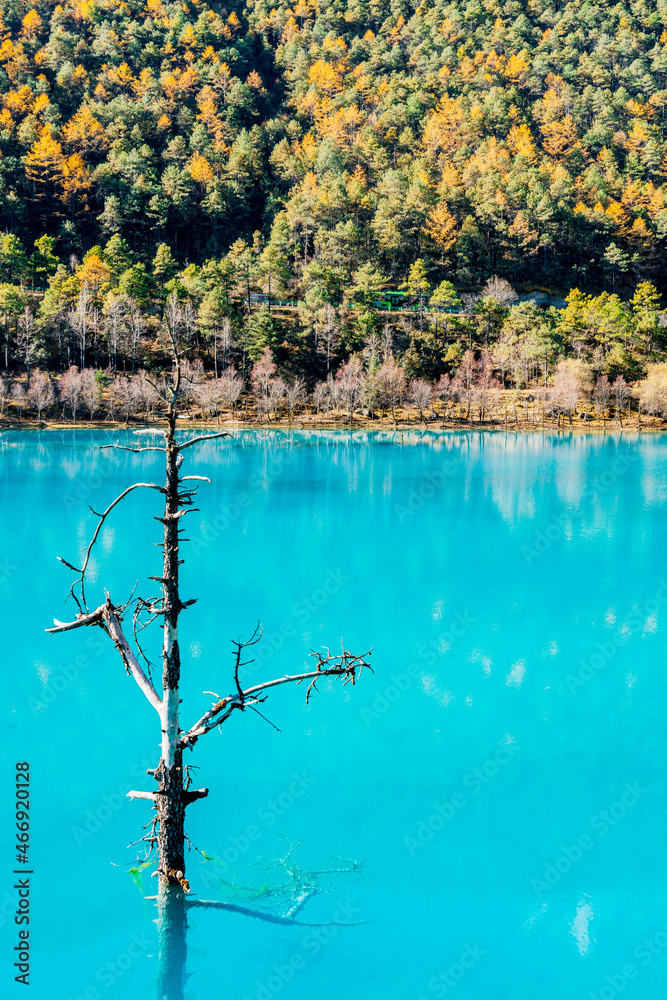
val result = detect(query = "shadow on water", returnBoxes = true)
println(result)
[152,856,369,999]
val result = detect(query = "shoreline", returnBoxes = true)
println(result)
[0,415,663,435]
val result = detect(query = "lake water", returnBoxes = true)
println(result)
[2,428,667,1000]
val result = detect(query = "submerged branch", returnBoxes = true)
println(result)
[284,889,317,918]
[145,896,368,928]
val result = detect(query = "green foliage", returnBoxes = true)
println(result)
[0,283,28,318]
[198,287,228,337]
[245,307,282,362]
[118,264,153,306]
[602,345,644,382]
[1,0,667,297]
[431,281,461,312]
[351,264,387,308]
[153,244,178,285]
[443,343,463,370]
[632,281,664,356]
[2,0,667,380]
[351,310,379,346]
[411,327,445,379]
[30,236,58,287]
[407,260,431,299]
[402,340,425,380]
[0,235,28,285]
[39,264,78,325]
[104,235,133,283]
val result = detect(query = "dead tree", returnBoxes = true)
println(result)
[46,341,371,998]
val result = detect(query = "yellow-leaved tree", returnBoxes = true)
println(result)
[59,153,91,218]
[62,106,109,159]
[25,126,64,204]
[423,202,458,262]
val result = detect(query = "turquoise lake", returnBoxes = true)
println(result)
[2,428,667,999]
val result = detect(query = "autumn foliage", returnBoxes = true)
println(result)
[0,0,660,297]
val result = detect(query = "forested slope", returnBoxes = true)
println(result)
[2,0,667,293]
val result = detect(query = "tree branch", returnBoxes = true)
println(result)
[46,598,163,711]
[46,605,105,633]
[57,482,166,610]
[177,431,231,451]
[99,445,166,453]
[182,787,209,805]
[104,598,162,710]
[144,377,170,406]
[233,623,262,706]
[180,646,371,747]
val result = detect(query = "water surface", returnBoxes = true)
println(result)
[1,429,666,1000]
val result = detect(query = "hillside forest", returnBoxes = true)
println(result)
[4,0,667,423]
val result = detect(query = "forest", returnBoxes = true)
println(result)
[3,0,667,421]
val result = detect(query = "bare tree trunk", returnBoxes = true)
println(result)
[156,412,186,881]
